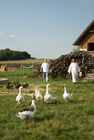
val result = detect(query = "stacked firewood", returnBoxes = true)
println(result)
[24,51,94,79]
[24,65,42,78]
[49,51,94,78]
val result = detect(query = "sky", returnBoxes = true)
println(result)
[0,0,94,59]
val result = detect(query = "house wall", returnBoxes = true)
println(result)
[80,33,94,51]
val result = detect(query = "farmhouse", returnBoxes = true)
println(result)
[73,20,94,52]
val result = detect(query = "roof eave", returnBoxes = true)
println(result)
[73,19,94,46]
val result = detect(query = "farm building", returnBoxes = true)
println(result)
[73,20,94,52]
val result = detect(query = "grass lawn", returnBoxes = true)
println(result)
[0,67,94,140]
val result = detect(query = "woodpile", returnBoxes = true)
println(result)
[24,51,94,79]
[24,65,42,78]
[49,51,94,78]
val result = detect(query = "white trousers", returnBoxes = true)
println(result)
[71,71,78,83]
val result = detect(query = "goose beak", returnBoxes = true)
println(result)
[63,84,66,87]
[47,84,50,86]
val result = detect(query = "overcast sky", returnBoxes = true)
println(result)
[0,0,94,58]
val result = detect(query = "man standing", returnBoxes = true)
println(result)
[68,58,81,84]
[40,59,49,82]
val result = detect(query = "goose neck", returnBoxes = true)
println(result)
[32,100,36,108]
[19,89,22,95]
[46,85,49,91]
[46,85,49,94]
[64,86,67,93]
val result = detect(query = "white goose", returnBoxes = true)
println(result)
[16,99,36,119]
[44,84,56,103]
[16,86,24,105]
[63,84,73,102]
[35,87,43,101]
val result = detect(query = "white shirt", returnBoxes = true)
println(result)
[41,62,49,72]
[68,62,80,74]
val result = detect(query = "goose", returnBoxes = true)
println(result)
[63,84,73,102]
[35,87,43,101]
[16,86,24,105]
[44,84,56,103]
[16,99,36,119]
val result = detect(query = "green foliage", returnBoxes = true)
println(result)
[73,46,80,52]
[0,67,94,140]
[0,48,31,61]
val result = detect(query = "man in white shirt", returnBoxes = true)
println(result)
[68,58,81,83]
[41,59,49,82]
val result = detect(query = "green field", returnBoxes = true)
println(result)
[0,58,51,65]
[0,63,94,140]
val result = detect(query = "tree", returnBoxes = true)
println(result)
[22,51,31,59]
[73,46,80,52]
[0,48,31,61]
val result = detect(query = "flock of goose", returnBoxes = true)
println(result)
[16,84,73,119]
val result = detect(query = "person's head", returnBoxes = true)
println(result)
[72,58,75,62]
[44,59,47,62]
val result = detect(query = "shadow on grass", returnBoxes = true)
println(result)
[44,100,64,105]
[62,126,78,131]
[58,99,85,104]
[77,81,94,84]
[86,108,94,115]
[34,112,55,122]
[72,99,86,104]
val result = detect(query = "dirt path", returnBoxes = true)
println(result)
[83,73,94,82]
